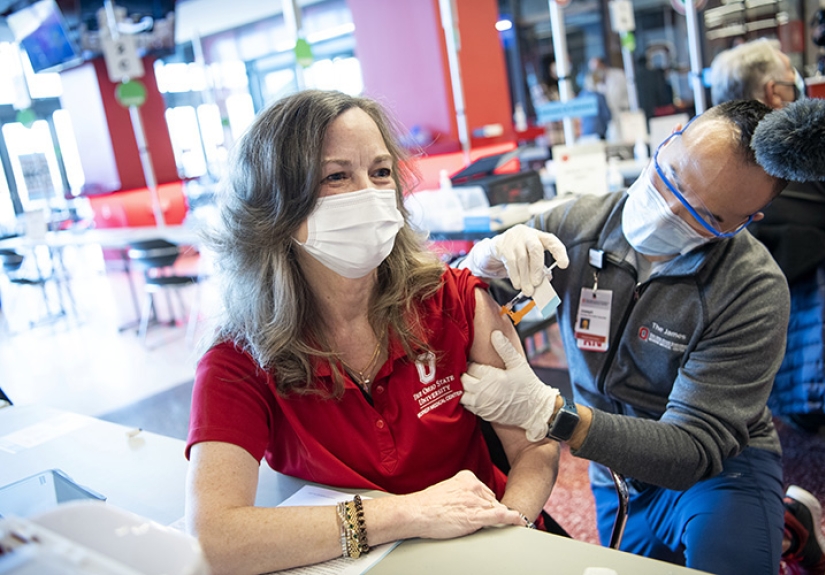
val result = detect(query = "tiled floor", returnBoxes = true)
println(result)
[0,243,216,417]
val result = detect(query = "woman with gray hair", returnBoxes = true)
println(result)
[183,90,564,574]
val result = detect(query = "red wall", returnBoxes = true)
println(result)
[455,0,516,147]
[91,56,179,191]
[348,0,514,155]
[348,0,457,151]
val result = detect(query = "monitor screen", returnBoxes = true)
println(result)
[74,0,176,58]
[7,0,84,73]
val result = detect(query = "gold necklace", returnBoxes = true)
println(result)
[339,340,382,391]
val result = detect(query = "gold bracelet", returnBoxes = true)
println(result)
[346,500,363,558]
[335,497,371,558]
[337,499,364,559]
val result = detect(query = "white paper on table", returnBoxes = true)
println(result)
[268,486,399,575]
[0,412,92,454]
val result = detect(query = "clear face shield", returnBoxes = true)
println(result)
[652,119,757,238]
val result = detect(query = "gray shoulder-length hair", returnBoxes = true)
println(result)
[206,89,445,397]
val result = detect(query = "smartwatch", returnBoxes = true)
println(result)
[546,395,580,442]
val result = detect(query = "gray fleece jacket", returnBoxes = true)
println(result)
[532,192,789,491]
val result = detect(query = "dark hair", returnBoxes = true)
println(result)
[695,100,787,196]
[701,99,772,165]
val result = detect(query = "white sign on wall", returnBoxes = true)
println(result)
[609,0,635,33]
[100,33,144,83]
[551,142,609,197]
[18,153,54,205]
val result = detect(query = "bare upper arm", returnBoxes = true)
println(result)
[469,286,524,368]
[469,287,552,458]
[187,441,261,521]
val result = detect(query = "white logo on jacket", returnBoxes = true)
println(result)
[639,322,688,353]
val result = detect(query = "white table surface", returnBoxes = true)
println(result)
[0,405,709,574]
[0,404,189,526]
[0,224,202,251]
[369,526,709,575]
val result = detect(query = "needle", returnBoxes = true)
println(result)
[499,261,558,325]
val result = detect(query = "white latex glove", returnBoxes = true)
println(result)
[461,224,569,297]
[461,330,559,442]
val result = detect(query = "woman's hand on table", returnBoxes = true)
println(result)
[398,469,522,538]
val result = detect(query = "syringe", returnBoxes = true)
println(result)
[499,261,559,325]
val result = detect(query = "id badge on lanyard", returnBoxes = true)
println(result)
[575,249,612,352]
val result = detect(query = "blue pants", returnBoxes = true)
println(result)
[592,447,784,575]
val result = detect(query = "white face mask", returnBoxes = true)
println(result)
[295,188,404,278]
[621,169,710,257]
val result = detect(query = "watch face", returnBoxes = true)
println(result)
[547,397,579,441]
[550,409,579,441]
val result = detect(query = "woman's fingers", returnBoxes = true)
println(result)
[407,470,523,538]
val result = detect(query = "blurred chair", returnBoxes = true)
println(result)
[0,248,73,332]
[0,386,11,408]
[126,239,201,346]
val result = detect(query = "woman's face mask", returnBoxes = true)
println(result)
[621,167,711,257]
[294,188,404,278]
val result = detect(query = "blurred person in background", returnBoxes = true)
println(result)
[576,72,611,140]
[710,39,825,437]
[589,56,629,140]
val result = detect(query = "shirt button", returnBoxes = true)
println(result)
[375,386,384,394]
[376,420,385,429]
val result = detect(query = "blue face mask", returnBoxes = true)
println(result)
[621,168,711,257]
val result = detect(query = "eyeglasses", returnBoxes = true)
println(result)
[652,121,754,238]
[774,80,801,102]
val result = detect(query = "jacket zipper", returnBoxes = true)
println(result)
[595,256,645,400]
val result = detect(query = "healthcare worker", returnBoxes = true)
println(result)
[459,98,825,575]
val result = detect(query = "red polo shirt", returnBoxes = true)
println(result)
[186,268,508,498]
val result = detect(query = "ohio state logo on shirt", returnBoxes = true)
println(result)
[412,352,461,419]
[415,352,436,384]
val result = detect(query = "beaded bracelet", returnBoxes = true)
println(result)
[352,495,370,555]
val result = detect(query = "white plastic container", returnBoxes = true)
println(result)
[453,185,491,232]
[607,158,624,193]
[405,171,490,233]
[404,188,464,232]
